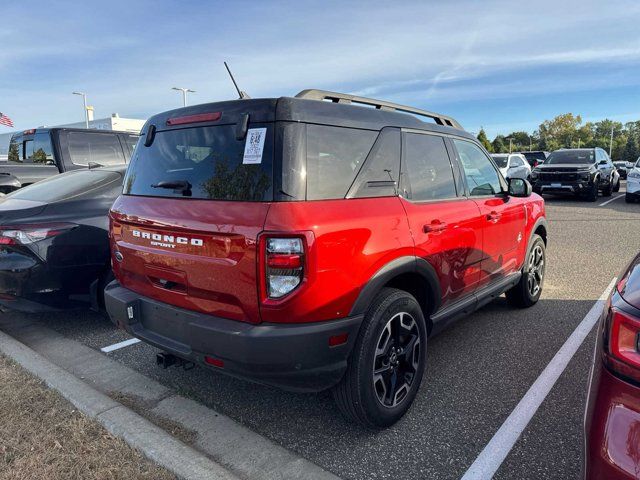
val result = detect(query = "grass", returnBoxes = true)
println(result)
[0,354,175,480]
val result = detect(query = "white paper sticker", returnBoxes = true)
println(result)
[243,128,267,164]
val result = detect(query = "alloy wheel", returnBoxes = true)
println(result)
[372,312,422,408]
[527,244,545,297]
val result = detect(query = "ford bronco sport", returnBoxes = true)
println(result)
[105,90,547,428]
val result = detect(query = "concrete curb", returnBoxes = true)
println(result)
[0,329,239,480]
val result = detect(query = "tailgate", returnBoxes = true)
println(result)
[110,195,269,324]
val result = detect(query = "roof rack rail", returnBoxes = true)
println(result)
[295,89,462,129]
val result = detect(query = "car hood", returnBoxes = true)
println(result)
[619,253,640,310]
[0,198,47,224]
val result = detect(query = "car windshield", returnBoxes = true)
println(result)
[492,155,508,168]
[545,150,595,165]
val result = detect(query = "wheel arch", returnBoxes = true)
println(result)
[349,256,441,334]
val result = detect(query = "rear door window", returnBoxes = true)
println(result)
[124,124,273,201]
[402,133,457,201]
[306,125,377,200]
[347,128,400,198]
[67,132,126,166]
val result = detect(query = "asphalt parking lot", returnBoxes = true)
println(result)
[3,185,640,480]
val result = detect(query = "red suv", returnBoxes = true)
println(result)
[105,90,547,427]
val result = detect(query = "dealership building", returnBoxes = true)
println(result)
[0,113,146,159]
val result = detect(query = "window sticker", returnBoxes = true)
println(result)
[243,128,267,164]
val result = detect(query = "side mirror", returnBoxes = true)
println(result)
[508,178,532,197]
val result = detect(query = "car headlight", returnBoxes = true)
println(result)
[579,172,591,181]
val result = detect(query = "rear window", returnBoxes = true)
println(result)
[67,132,126,166]
[306,125,377,200]
[491,155,508,168]
[123,125,273,201]
[7,170,121,203]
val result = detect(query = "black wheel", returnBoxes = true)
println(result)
[506,234,546,308]
[614,179,621,192]
[332,288,427,428]
[602,178,613,197]
[627,193,635,203]
[586,179,599,202]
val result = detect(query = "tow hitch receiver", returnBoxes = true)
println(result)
[156,352,194,370]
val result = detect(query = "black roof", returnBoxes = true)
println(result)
[144,95,476,141]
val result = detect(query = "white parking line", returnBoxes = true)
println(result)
[100,338,141,353]
[461,277,617,480]
[599,194,623,207]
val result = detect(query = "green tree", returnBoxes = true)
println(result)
[477,128,492,152]
[538,113,582,150]
[622,134,639,164]
[492,135,506,153]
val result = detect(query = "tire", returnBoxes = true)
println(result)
[506,234,546,308]
[614,179,621,193]
[585,179,599,202]
[627,193,635,204]
[332,288,427,428]
[602,178,613,197]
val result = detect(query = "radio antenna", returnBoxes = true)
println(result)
[224,62,250,99]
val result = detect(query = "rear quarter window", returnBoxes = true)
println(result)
[306,125,377,200]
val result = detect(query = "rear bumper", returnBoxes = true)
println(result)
[584,350,640,479]
[104,281,363,392]
[0,246,95,312]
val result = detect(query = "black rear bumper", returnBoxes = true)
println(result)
[104,281,363,392]
[0,246,98,312]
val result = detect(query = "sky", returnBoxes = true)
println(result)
[1,0,640,139]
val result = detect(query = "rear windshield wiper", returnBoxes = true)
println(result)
[151,180,192,196]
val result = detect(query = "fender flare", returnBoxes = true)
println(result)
[349,256,441,317]
[528,216,548,248]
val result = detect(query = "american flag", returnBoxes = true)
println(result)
[0,112,14,128]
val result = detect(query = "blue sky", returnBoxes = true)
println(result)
[1,0,640,138]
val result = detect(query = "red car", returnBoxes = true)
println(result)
[104,89,547,427]
[585,253,640,478]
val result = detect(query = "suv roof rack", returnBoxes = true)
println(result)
[295,89,462,129]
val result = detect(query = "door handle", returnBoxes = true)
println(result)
[486,211,501,222]
[423,220,447,233]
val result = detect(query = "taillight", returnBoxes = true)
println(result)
[605,306,640,383]
[0,223,77,245]
[264,237,305,299]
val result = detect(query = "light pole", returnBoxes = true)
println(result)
[172,87,195,107]
[609,125,614,156]
[529,135,532,152]
[507,137,513,153]
[72,91,89,128]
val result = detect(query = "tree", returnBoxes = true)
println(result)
[538,113,582,151]
[477,128,492,152]
[622,134,639,164]
[492,135,506,153]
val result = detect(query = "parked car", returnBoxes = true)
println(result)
[627,159,640,203]
[530,148,620,201]
[491,153,531,180]
[614,161,628,179]
[2,128,138,194]
[0,166,125,312]
[518,150,549,168]
[104,90,547,428]
[584,252,640,479]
